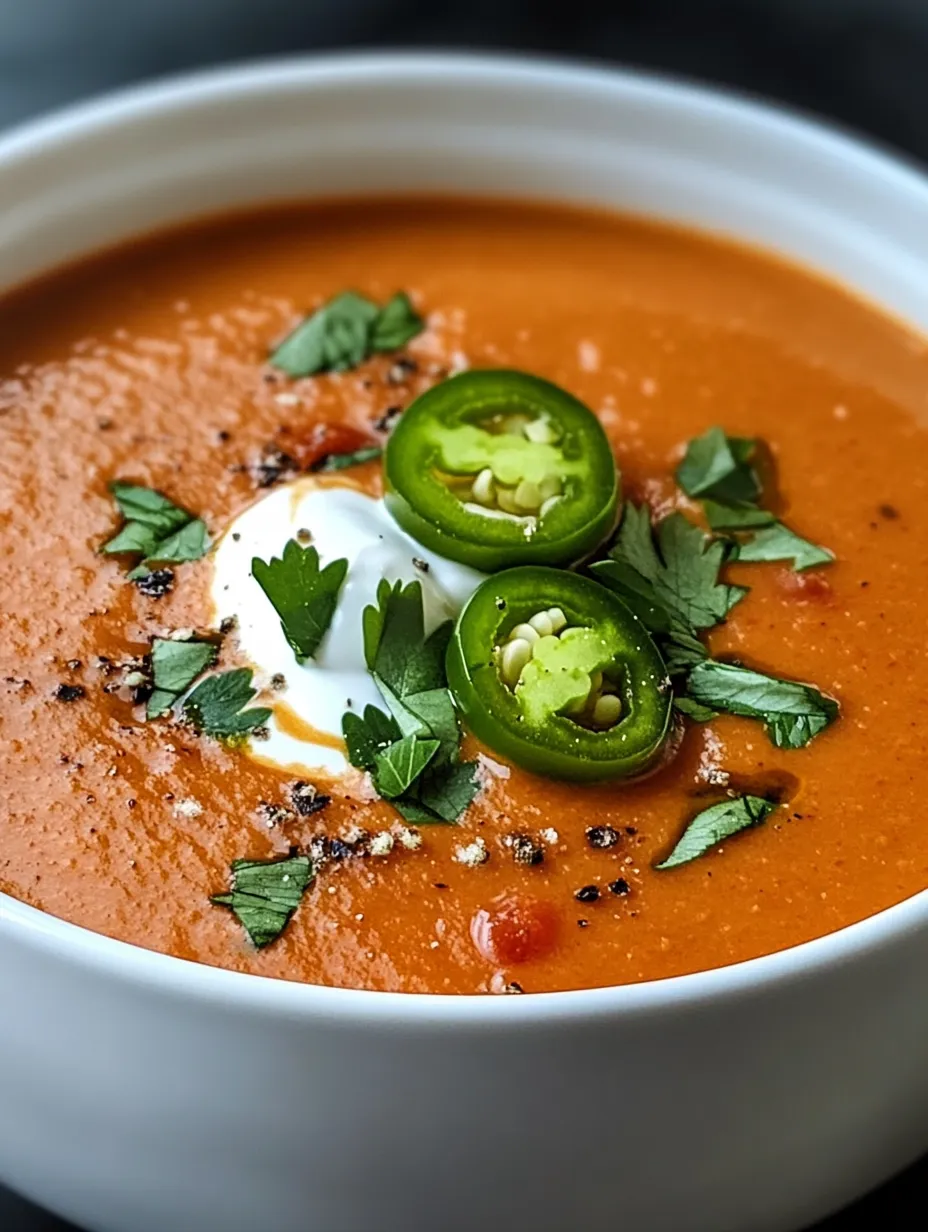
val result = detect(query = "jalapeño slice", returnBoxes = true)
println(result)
[446,568,672,782]
[384,370,619,570]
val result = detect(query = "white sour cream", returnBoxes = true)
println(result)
[211,478,484,775]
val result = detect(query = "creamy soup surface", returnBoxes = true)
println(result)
[1,197,927,994]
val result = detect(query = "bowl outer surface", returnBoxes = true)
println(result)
[1,53,928,1232]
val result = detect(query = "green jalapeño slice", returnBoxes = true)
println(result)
[446,567,672,781]
[383,369,619,570]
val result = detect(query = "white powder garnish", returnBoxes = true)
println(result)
[173,797,203,819]
[539,827,559,845]
[696,728,729,787]
[578,340,600,372]
[477,752,510,781]
[369,831,395,857]
[453,837,489,867]
[274,392,300,407]
[394,825,423,851]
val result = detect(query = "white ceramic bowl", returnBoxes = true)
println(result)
[2,54,928,1232]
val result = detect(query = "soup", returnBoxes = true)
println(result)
[1,197,926,994]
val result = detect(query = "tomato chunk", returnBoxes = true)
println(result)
[471,894,560,966]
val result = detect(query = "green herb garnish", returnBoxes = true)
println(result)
[731,523,834,571]
[312,445,384,472]
[270,290,424,378]
[211,856,313,948]
[374,734,440,798]
[685,660,839,749]
[656,795,776,869]
[677,427,832,573]
[251,540,348,663]
[147,637,217,719]
[183,668,272,739]
[343,578,478,823]
[675,426,761,504]
[591,504,746,652]
[102,482,209,580]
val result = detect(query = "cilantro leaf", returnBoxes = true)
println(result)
[676,427,761,504]
[673,696,719,722]
[655,795,776,869]
[369,292,424,350]
[655,515,747,632]
[704,501,776,531]
[269,290,424,377]
[364,579,451,696]
[103,482,209,577]
[312,445,383,472]
[183,668,271,739]
[732,522,834,572]
[592,505,746,638]
[678,429,834,575]
[342,704,402,771]
[349,578,478,822]
[663,630,708,676]
[373,735,440,798]
[416,760,481,822]
[147,637,217,718]
[211,855,312,948]
[251,540,348,663]
[686,660,839,749]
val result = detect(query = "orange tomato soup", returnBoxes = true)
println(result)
[2,198,927,994]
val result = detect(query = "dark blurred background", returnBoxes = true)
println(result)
[1,0,926,1228]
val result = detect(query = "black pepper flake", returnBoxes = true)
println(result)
[495,598,507,611]
[575,884,600,903]
[434,882,449,890]
[257,801,293,828]
[577,918,589,928]
[412,557,430,574]
[374,404,403,433]
[625,826,638,836]
[291,780,331,817]
[54,683,86,703]
[387,357,418,384]
[133,569,174,598]
[586,825,620,850]
[878,503,900,520]
[252,446,297,489]
[219,615,238,634]
[217,430,232,443]
[502,982,524,994]
[127,799,137,810]
[608,878,631,897]
[296,528,312,545]
[508,833,544,866]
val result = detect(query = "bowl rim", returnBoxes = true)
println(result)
[2,48,927,1024]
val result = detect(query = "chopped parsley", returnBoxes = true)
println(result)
[269,291,424,378]
[677,427,833,572]
[656,795,776,870]
[731,522,834,571]
[311,445,383,472]
[102,482,209,579]
[251,540,348,663]
[146,637,218,719]
[183,668,272,739]
[685,660,839,749]
[675,426,761,504]
[211,855,313,948]
[591,504,745,667]
[343,578,479,823]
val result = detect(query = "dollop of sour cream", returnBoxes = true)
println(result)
[211,478,484,775]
